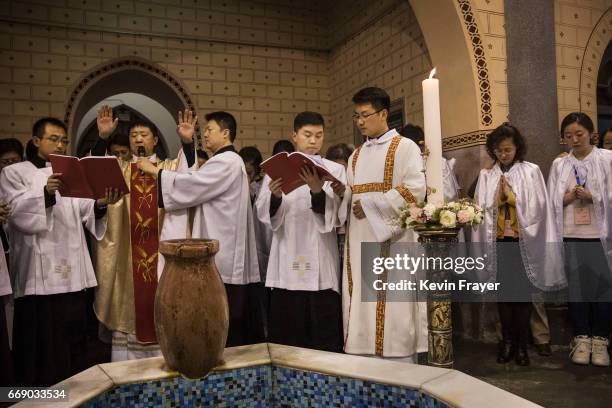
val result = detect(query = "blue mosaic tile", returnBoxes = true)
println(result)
[81,364,450,407]
[271,366,420,407]
[419,393,451,408]
[82,365,271,408]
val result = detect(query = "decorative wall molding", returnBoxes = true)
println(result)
[456,0,493,127]
[443,130,488,151]
[64,58,195,127]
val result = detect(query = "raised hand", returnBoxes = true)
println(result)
[46,173,63,195]
[177,109,198,144]
[96,105,118,140]
[269,178,284,198]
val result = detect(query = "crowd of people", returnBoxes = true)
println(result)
[0,86,611,388]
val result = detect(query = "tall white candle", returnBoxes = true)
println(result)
[422,68,444,205]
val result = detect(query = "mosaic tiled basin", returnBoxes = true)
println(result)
[14,343,542,408]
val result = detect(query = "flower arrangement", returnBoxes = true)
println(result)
[398,198,484,229]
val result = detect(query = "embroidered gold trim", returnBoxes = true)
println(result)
[351,145,362,176]
[394,185,416,203]
[351,183,385,194]
[375,241,391,356]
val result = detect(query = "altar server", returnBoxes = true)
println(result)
[548,112,612,367]
[340,87,427,361]
[256,112,346,352]
[472,123,565,367]
[137,111,264,347]
[0,117,119,385]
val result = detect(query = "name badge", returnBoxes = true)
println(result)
[574,207,591,225]
[504,220,515,238]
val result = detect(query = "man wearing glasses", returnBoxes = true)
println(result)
[0,117,121,386]
[339,87,427,363]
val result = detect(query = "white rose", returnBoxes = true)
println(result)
[423,203,436,218]
[473,211,483,224]
[465,206,476,222]
[439,210,457,228]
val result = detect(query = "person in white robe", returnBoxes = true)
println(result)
[340,88,427,361]
[138,111,264,346]
[472,123,565,366]
[0,202,14,384]
[256,112,347,352]
[548,112,612,367]
[0,117,120,386]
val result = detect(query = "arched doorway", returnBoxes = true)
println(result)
[596,43,612,135]
[64,58,197,158]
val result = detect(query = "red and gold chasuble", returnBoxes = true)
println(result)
[129,163,159,342]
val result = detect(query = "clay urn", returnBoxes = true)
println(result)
[155,239,228,378]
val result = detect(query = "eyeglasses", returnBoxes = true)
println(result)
[42,136,70,146]
[352,110,383,122]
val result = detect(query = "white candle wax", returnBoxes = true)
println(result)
[422,69,444,205]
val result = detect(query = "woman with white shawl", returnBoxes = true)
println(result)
[473,123,565,367]
[548,112,612,367]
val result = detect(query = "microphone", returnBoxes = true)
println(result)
[137,146,146,175]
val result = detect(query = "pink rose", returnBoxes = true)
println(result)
[457,209,470,224]
[409,206,423,220]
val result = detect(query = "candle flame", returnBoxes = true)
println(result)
[428,68,436,79]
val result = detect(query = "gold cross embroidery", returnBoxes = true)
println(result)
[54,259,71,279]
[291,256,311,278]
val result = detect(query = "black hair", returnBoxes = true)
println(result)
[108,133,130,148]
[25,139,37,161]
[598,126,612,148]
[239,146,263,172]
[560,112,595,136]
[205,111,237,142]
[128,120,159,139]
[272,139,295,155]
[352,87,391,112]
[325,143,354,162]
[0,138,24,159]
[196,149,209,160]
[293,111,325,132]
[399,124,424,145]
[32,117,67,138]
[485,123,527,163]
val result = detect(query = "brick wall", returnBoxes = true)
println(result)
[0,0,332,156]
[326,1,431,145]
[554,0,611,129]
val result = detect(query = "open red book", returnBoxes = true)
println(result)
[49,154,129,200]
[260,152,341,194]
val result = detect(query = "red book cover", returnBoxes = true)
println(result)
[260,152,340,194]
[49,154,129,200]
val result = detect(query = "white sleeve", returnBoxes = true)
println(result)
[77,198,107,240]
[160,156,241,211]
[0,166,53,234]
[254,175,287,232]
[314,163,347,233]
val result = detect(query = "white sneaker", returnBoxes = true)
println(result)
[591,336,610,367]
[570,335,591,365]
